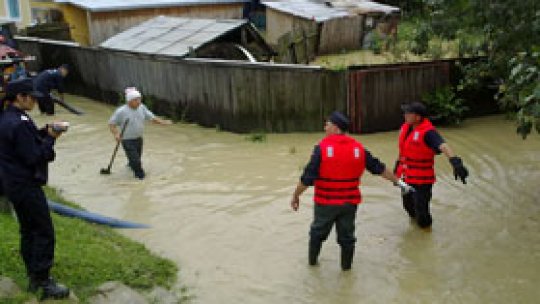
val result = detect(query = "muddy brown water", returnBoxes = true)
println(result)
[33,96,540,303]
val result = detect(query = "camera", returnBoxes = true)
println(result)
[51,121,70,133]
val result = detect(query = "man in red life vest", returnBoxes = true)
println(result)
[395,102,469,229]
[291,111,413,271]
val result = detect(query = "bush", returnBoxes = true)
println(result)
[410,21,431,55]
[498,50,540,138]
[422,86,468,125]
[368,32,384,55]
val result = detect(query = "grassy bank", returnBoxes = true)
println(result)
[0,187,177,303]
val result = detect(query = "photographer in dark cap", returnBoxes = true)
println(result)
[395,101,469,229]
[0,78,70,299]
[33,64,69,115]
[291,111,414,271]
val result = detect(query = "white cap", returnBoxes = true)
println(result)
[125,87,142,102]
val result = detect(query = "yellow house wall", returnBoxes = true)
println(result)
[60,4,89,45]
[29,1,89,45]
[2,0,33,29]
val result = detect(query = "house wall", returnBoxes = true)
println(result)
[30,1,89,45]
[265,8,315,46]
[319,15,363,54]
[88,3,245,46]
[2,0,33,29]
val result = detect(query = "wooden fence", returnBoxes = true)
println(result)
[17,37,346,133]
[16,37,456,134]
[348,61,451,133]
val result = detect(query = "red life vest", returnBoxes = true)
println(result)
[396,118,436,185]
[314,134,366,205]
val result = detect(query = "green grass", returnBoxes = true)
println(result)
[0,187,178,303]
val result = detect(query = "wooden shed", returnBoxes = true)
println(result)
[263,1,399,56]
[31,0,250,46]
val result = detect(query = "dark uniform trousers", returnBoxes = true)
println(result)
[5,182,55,278]
[309,203,357,250]
[402,183,433,228]
[122,138,145,178]
[37,95,54,115]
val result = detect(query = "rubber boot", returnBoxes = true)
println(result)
[309,241,322,266]
[341,247,355,271]
[29,276,70,300]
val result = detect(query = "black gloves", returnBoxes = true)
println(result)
[449,156,469,184]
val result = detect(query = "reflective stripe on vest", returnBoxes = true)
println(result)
[396,119,436,184]
[314,134,366,205]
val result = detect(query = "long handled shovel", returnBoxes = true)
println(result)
[51,95,85,115]
[100,119,130,175]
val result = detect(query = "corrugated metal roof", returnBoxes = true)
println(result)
[54,0,249,12]
[349,1,400,14]
[262,1,352,22]
[100,16,247,57]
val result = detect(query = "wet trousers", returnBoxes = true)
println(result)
[37,95,54,115]
[402,183,433,228]
[6,182,55,279]
[122,138,145,178]
[309,203,357,250]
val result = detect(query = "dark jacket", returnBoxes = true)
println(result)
[33,69,65,94]
[0,105,56,186]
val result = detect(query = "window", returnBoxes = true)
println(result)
[6,0,21,20]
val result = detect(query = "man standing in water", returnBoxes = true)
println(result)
[291,111,413,271]
[0,79,70,299]
[33,64,69,115]
[395,102,469,229]
[109,87,172,179]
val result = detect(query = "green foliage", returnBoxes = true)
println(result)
[369,32,384,55]
[422,86,468,125]
[245,132,267,143]
[0,187,178,303]
[498,50,540,139]
[410,21,431,55]
[427,37,444,59]
[422,0,540,137]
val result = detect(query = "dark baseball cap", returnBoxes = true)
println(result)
[6,78,44,98]
[401,101,427,117]
[328,111,350,132]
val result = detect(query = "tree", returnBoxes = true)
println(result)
[423,0,540,138]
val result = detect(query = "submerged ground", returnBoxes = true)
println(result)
[33,95,540,303]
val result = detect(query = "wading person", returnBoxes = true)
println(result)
[0,78,70,299]
[395,102,469,229]
[33,64,69,115]
[291,111,413,271]
[109,87,172,180]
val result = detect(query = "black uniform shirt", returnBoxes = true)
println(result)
[33,69,65,94]
[300,145,386,186]
[0,105,56,186]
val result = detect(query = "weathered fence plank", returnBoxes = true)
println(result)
[16,37,460,134]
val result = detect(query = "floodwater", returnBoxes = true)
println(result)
[35,96,540,303]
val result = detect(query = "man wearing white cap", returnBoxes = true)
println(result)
[108,87,172,179]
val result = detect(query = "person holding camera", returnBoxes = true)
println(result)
[0,78,70,300]
[395,102,469,229]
